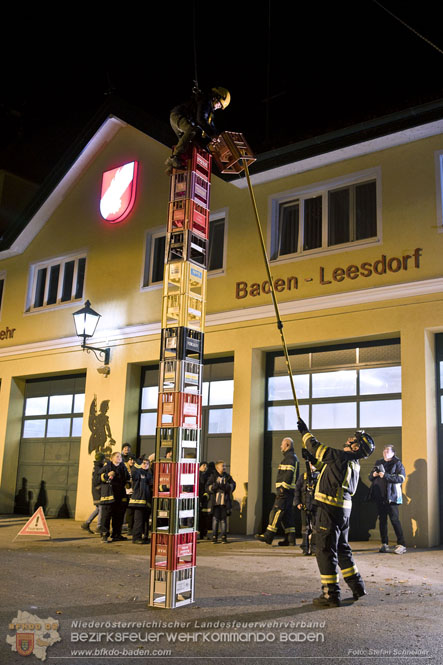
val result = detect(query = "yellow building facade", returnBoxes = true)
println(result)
[0,103,442,547]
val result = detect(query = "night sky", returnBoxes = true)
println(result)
[1,1,443,184]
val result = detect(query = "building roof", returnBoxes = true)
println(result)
[2,95,443,259]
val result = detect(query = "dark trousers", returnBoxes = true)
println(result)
[301,509,316,553]
[212,505,227,538]
[125,507,134,533]
[377,502,405,546]
[170,112,197,156]
[265,493,295,543]
[199,508,211,538]
[314,505,364,598]
[101,499,126,538]
[132,506,150,541]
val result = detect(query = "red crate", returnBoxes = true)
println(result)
[150,532,197,571]
[167,199,209,238]
[170,171,211,209]
[188,145,212,179]
[173,144,212,180]
[153,461,199,498]
[157,392,202,428]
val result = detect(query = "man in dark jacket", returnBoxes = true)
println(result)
[165,86,230,171]
[198,462,211,540]
[298,419,374,607]
[368,445,406,554]
[206,461,236,544]
[256,437,299,546]
[99,451,130,543]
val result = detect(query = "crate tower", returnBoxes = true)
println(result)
[149,144,211,608]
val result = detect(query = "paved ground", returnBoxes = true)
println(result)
[0,516,441,665]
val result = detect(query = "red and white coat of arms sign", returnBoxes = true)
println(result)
[100,161,138,223]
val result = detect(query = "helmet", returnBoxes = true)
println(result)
[212,86,231,109]
[354,430,375,458]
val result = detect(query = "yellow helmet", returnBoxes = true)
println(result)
[212,86,231,109]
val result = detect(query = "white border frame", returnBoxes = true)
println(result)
[267,167,383,264]
[208,207,228,278]
[25,250,88,314]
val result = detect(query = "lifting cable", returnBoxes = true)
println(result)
[192,0,199,91]
[242,161,301,421]
[372,0,443,57]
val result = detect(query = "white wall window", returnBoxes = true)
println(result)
[270,169,381,261]
[142,211,227,288]
[208,210,227,274]
[22,390,85,439]
[143,227,167,288]
[26,253,86,311]
[266,342,401,431]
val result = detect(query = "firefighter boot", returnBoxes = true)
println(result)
[255,532,273,545]
[345,574,367,601]
[313,585,341,608]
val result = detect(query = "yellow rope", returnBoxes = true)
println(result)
[242,161,301,420]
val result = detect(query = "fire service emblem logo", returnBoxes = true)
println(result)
[100,161,138,223]
[6,610,61,661]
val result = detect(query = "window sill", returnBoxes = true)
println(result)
[270,237,381,265]
[25,299,84,315]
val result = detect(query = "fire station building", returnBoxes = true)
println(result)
[1,99,442,547]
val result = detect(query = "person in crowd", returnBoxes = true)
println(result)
[256,437,298,546]
[368,444,407,554]
[295,452,320,555]
[81,452,106,534]
[206,460,236,544]
[198,462,211,540]
[129,456,152,544]
[99,451,130,543]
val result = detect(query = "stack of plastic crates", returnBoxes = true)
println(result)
[149,145,211,608]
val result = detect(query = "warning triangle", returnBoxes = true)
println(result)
[15,507,51,538]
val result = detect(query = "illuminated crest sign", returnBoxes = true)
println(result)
[100,161,138,223]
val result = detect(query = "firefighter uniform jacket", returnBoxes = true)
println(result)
[276,450,298,495]
[294,469,319,512]
[99,461,130,505]
[301,432,360,515]
[128,466,152,508]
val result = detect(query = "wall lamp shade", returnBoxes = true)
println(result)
[73,300,110,365]
[73,300,101,341]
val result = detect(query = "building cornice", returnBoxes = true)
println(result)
[1,277,442,359]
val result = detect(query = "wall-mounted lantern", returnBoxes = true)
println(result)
[73,300,110,366]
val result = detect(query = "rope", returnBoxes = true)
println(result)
[242,161,301,420]
[192,1,199,90]
[372,0,443,57]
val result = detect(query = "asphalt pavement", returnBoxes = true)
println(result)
[0,516,441,665]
